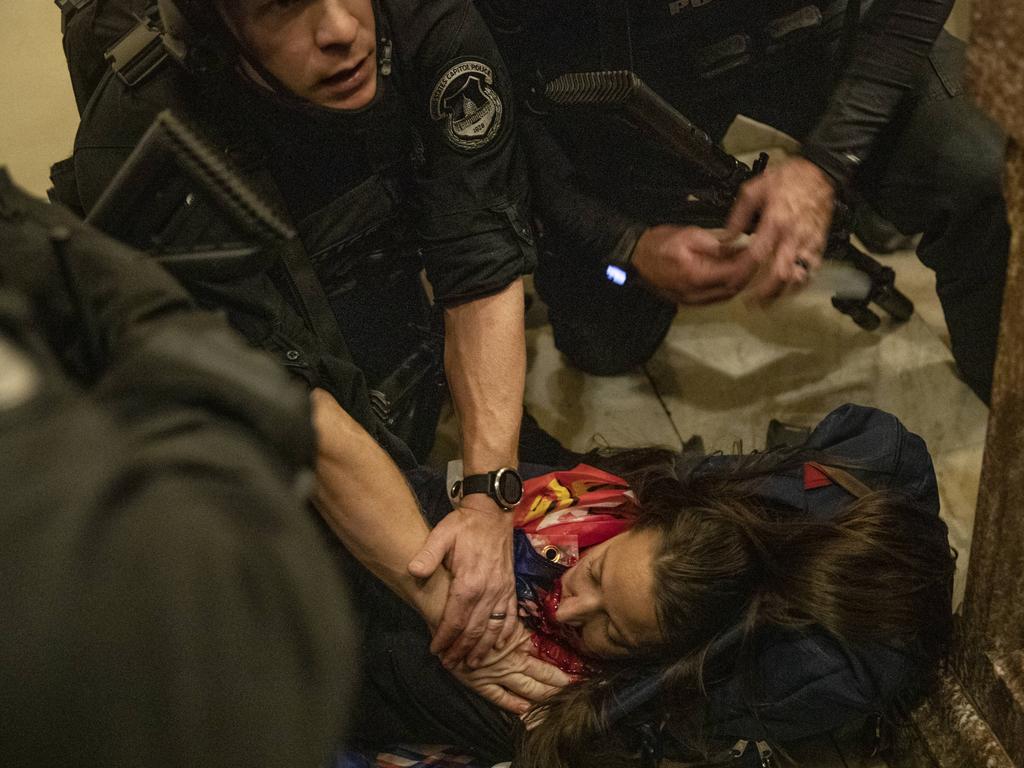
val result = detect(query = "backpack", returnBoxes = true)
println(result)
[604,403,942,767]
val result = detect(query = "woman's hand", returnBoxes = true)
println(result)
[449,624,572,714]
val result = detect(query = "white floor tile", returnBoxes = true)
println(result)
[524,325,682,453]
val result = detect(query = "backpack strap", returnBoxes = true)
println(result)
[55,0,95,33]
[805,461,873,499]
[105,6,168,88]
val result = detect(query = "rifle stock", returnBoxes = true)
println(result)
[87,110,295,281]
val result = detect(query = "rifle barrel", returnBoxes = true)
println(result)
[544,70,740,182]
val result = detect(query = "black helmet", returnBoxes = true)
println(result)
[157,0,311,101]
[157,0,237,74]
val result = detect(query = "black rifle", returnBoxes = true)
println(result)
[48,109,295,377]
[87,111,444,455]
[87,110,295,280]
[543,70,913,330]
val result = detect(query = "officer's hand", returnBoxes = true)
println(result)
[724,156,836,303]
[408,494,517,669]
[631,225,759,305]
[449,625,571,715]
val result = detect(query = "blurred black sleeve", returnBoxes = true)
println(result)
[0,173,358,768]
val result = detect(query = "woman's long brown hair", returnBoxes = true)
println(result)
[516,447,956,768]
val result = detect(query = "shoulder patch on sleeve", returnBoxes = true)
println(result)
[429,59,504,152]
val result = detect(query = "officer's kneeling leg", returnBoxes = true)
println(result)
[858,32,1010,403]
[535,246,677,376]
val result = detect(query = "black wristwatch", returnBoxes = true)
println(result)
[450,467,524,511]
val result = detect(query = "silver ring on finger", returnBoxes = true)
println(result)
[488,612,508,621]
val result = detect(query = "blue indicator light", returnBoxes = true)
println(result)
[605,265,628,286]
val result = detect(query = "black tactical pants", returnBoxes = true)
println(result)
[536,31,1009,403]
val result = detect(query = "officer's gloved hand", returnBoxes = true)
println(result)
[724,156,837,303]
[630,224,759,305]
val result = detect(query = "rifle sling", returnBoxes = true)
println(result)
[246,167,355,365]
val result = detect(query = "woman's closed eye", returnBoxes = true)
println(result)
[604,619,628,651]
[588,556,630,651]
[558,530,662,657]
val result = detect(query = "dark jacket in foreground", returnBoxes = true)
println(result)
[0,169,357,768]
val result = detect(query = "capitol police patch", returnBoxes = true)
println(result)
[429,59,504,151]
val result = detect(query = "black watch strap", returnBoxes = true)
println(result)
[603,223,646,286]
[451,467,524,511]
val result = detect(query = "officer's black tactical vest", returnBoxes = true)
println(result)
[54,0,445,461]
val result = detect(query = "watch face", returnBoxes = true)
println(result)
[495,468,524,507]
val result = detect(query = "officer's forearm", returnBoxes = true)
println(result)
[443,279,525,474]
[309,388,450,623]
[802,0,955,189]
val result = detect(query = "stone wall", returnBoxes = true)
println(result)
[892,2,1024,765]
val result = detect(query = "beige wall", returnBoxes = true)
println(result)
[0,3,78,197]
[947,0,972,39]
[0,1,973,199]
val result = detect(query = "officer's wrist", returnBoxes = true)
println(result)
[798,144,852,195]
[458,493,507,516]
[602,223,647,287]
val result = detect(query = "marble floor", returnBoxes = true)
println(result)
[0,5,988,768]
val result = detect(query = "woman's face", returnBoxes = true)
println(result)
[555,528,664,659]
[219,0,378,110]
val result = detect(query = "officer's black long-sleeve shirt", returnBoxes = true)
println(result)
[802,0,956,187]
[67,0,537,444]
[483,0,956,261]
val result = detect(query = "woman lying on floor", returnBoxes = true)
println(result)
[311,389,955,768]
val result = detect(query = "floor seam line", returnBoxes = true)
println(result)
[643,364,687,451]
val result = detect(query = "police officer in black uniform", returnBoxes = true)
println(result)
[479,0,1008,403]
[0,168,357,767]
[56,0,541,669]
